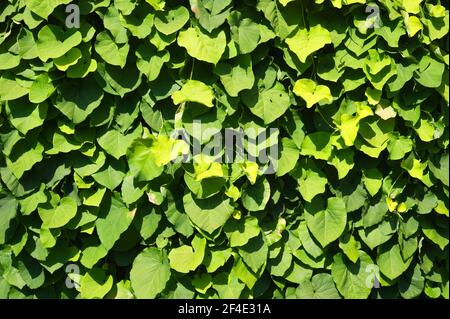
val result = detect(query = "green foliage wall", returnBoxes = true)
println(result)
[0,0,449,299]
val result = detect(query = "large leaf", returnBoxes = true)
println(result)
[95,196,135,250]
[377,243,410,280]
[177,27,226,64]
[304,197,347,247]
[293,79,333,108]
[286,25,332,63]
[130,248,171,298]
[241,178,271,212]
[168,236,206,273]
[172,80,215,107]
[36,25,82,62]
[331,251,373,299]
[38,197,77,229]
[296,274,341,299]
[183,193,233,234]
[242,83,291,124]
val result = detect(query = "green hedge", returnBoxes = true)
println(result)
[0,0,448,299]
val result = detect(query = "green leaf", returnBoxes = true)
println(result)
[172,80,215,107]
[363,200,389,228]
[120,7,154,38]
[387,135,413,160]
[300,132,333,161]
[328,149,355,179]
[401,153,427,181]
[337,103,373,146]
[96,196,135,250]
[228,12,275,54]
[339,235,361,264]
[428,153,449,187]
[242,82,291,124]
[269,248,292,277]
[0,74,29,101]
[127,135,188,181]
[97,126,142,160]
[293,79,333,108]
[278,0,296,6]
[238,234,268,273]
[91,159,126,190]
[6,99,48,135]
[155,6,190,35]
[54,77,104,124]
[362,50,396,90]
[139,207,162,239]
[205,249,232,273]
[28,73,55,104]
[25,0,73,19]
[304,197,347,247]
[177,27,226,64]
[276,138,300,177]
[377,243,410,280]
[130,247,171,298]
[135,44,170,82]
[420,218,449,250]
[168,236,206,273]
[296,221,323,259]
[359,220,397,250]
[293,158,328,202]
[103,7,129,44]
[414,118,437,142]
[415,56,445,88]
[296,274,341,299]
[331,251,373,299]
[224,216,260,247]
[183,193,233,234]
[399,263,425,299]
[363,168,383,197]
[214,55,255,97]
[36,25,82,62]
[241,178,271,212]
[146,0,166,10]
[286,25,332,63]
[192,156,224,182]
[213,272,245,298]
[38,197,77,229]
[190,0,232,33]
[17,257,45,289]
[0,197,18,245]
[95,31,130,68]
[80,268,114,299]
[81,244,108,269]
[54,48,82,71]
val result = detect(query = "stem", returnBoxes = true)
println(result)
[190,59,195,80]
[299,2,316,79]
[388,171,404,197]
[317,108,337,130]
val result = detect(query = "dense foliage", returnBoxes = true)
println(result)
[0,0,448,299]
